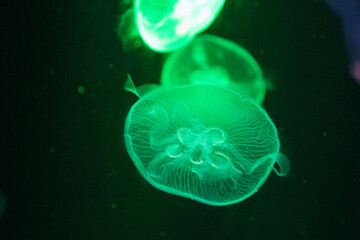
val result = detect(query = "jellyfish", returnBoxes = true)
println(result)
[324,0,360,84]
[124,77,290,206]
[161,34,267,105]
[135,0,225,52]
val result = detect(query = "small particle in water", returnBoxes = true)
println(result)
[109,63,114,69]
[50,147,55,154]
[78,86,85,94]
[302,179,307,184]
[249,216,256,223]
[111,202,117,209]
[323,132,327,136]
[159,232,166,238]
[49,69,55,75]
[108,169,118,177]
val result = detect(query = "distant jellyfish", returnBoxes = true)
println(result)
[124,77,290,206]
[324,0,360,84]
[161,34,267,105]
[135,0,226,52]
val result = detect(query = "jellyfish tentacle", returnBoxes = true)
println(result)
[124,74,140,98]
[124,74,161,98]
[272,152,291,177]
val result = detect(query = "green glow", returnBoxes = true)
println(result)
[117,8,142,51]
[124,79,289,206]
[77,86,85,94]
[161,34,266,104]
[135,0,225,52]
[124,75,161,98]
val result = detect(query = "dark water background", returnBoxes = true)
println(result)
[2,0,360,239]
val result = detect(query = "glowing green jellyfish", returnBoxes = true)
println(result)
[161,34,266,104]
[124,77,290,206]
[135,0,225,52]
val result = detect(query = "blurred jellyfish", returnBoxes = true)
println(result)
[124,76,290,206]
[161,34,266,105]
[135,0,225,52]
[117,8,142,52]
[325,0,360,84]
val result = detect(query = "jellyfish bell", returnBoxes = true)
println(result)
[161,34,267,105]
[124,77,290,206]
[135,0,226,52]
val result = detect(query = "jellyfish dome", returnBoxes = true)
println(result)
[135,0,225,52]
[124,80,290,206]
[161,34,266,105]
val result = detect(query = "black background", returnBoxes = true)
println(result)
[2,0,360,239]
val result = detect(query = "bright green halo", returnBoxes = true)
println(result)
[135,0,226,52]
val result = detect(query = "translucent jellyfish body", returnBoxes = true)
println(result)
[161,34,266,105]
[135,0,225,52]
[124,81,290,206]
